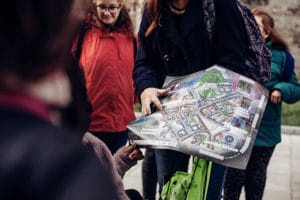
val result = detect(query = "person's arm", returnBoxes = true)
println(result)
[273,73,300,104]
[133,9,169,115]
[265,49,300,104]
[133,9,160,98]
[113,143,144,178]
[82,132,131,200]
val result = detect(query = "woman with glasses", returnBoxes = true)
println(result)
[72,0,137,154]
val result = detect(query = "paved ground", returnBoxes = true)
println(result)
[123,126,300,200]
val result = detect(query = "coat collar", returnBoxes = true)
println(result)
[159,0,203,53]
[0,90,53,122]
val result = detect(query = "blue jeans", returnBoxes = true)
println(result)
[142,149,158,200]
[206,163,227,200]
[155,149,227,200]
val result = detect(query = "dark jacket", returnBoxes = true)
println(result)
[134,0,248,97]
[255,40,300,147]
[0,107,120,200]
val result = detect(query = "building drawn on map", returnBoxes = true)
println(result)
[127,65,269,169]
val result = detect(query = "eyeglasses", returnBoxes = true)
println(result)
[95,4,121,14]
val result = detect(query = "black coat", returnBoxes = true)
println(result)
[134,0,247,97]
[0,108,120,200]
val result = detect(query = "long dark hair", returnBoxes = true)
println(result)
[145,0,171,36]
[0,0,89,82]
[91,0,135,39]
[252,8,290,52]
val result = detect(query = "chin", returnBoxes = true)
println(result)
[102,20,116,27]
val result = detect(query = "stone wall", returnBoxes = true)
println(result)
[127,0,300,77]
[126,0,145,34]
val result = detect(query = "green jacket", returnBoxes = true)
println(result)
[255,40,300,147]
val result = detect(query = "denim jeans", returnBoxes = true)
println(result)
[155,149,227,200]
[142,149,158,200]
[206,163,227,200]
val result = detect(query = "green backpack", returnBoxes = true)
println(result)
[161,157,212,200]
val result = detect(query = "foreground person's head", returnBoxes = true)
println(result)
[0,0,89,107]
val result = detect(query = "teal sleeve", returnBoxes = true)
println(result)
[274,73,300,104]
[263,50,284,90]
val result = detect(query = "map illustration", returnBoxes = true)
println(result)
[127,65,269,169]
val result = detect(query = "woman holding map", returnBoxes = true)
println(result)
[133,0,269,199]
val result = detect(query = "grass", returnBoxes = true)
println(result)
[282,101,300,126]
[134,103,142,112]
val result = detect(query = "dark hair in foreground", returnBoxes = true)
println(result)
[0,0,89,82]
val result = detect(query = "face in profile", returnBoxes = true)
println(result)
[254,15,269,41]
[93,0,122,26]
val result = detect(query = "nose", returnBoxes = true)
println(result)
[103,9,111,15]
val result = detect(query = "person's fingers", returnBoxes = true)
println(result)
[157,88,171,96]
[141,88,156,115]
[140,87,170,114]
[270,90,282,104]
[271,96,277,103]
[123,143,137,153]
[135,152,144,160]
[151,88,170,111]
[151,96,162,111]
[277,96,281,103]
[129,151,137,159]
[270,94,281,104]
[129,149,144,160]
[141,100,151,115]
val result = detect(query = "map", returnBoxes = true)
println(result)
[127,65,269,169]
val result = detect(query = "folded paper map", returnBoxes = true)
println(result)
[127,65,269,169]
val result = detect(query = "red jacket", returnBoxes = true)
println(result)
[72,22,135,132]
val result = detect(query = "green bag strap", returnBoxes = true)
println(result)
[187,157,211,200]
[204,161,212,200]
[184,157,201,200]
